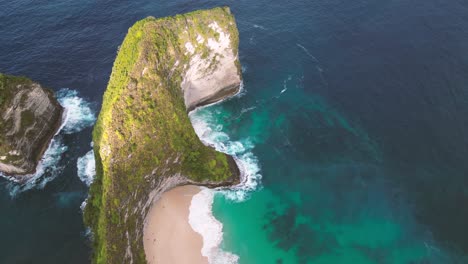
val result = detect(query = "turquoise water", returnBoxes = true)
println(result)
[3,0,468,263]
[195,64,468,262]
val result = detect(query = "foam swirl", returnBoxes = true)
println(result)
[77,149,95,186]
[189,188,239,264]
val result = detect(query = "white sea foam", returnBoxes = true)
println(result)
[189,188,239,264]
[56,88,96,134]
[235,81,246,98]
[239,106,257,118]
[241,65,248,73]
[188,84,263,263]
[280,75,292,94]
[77,147,94,214]
[80,198,88,211]
[189,109,262,201]
[5,137,68,196]
[77,149,95,186]
[2,88,95,196]
[296,43,319,63]
[253,24,266,30]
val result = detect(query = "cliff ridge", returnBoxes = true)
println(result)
[84,7,242,263]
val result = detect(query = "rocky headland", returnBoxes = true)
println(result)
[0,73,63,180]
[84,7,242,263]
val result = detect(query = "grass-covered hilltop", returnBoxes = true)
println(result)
[0,73,63,179]
[84,7,242,263]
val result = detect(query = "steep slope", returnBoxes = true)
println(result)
[84,7,242,263]
[0,73,63,179]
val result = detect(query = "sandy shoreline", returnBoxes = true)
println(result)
[143,185,208,264]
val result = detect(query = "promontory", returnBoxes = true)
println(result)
[0,73,63,179]
[84,7,242,263]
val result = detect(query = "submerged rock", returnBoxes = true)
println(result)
[0,73,63,179]
[84,7,241,263]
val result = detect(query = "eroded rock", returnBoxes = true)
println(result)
[0,74,63,178]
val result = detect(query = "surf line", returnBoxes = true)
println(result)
[187,81,261,264]
[296,43,319,63]
[296,43,329,87]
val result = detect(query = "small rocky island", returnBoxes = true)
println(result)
[0,73,63,179]
[84,7,242,263]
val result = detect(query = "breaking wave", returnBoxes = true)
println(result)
[77,149,95,186]
[189,108,262,201]
[5,137,68,196]
[188,83,263,264]
[189,188,239,264]
[56,88,96,134]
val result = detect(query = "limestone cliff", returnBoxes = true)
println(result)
[84,7,242,263]
[0,73,63,179]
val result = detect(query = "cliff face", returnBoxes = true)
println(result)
[181,14,241,111]
[0,74,63,178]
[84,7,241,264]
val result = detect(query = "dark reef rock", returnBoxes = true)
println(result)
[0,73,63,179]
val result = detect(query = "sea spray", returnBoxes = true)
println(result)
[77,149,95,186]
[189,188,239,264]
[5,137,68,196]
[3,88,95,196]
[280,75,292,94]
[77,148,96,212]
[56,88,96,134]
[189,108,262,201]
[188,102,263,264]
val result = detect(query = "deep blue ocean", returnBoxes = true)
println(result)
[2,0,468,263]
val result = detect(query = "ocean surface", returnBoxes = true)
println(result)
[2,0,468,263]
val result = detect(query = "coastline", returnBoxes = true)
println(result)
[141,82,245,264]
[30,90,65,174]
[143,185,208,264]
[1,88,96,198]
[0,94,65,182]
[84,8,244,262]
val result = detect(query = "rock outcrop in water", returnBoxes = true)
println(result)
[84,7,242,263]
[0,73,63,179]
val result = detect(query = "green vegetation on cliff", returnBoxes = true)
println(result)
[84,7,240,263]
[0,74,31,163]
[0,74,32,107]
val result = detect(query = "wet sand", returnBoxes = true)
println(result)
[143,185,208,264]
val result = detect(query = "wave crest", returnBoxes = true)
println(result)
[56,88,96,134]
[189,188,239,264]
[5,137,68,196]
[77,149,95,186]
[189,108,262,201]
